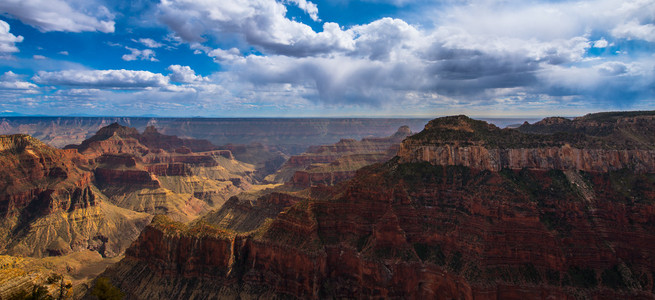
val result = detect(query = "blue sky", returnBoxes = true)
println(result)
[0,0,653,117]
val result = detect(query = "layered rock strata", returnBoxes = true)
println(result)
[0,134,150,257]
[268,126,412,186]
[102,111,655,299]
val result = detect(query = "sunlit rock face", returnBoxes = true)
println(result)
[0,134,151,258]
[67,123,258,223]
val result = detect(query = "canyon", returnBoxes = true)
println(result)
[101,112,655,299]
[2,112,655,299]
[0,122,265,298]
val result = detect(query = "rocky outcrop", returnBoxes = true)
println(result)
[398,114,655,172]
[94,168,161,189]
[0,134,151,258]
[398,143,655,172]
[145,164,192,176]
[64,123,259,223]
[0,135,93,218]
[199,192,305,233]
[267,126,413,186]
[102,112,655,299]
[105,163,655,299]
[290,170,357,186]
[219,143,288,179]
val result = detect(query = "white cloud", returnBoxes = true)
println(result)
[349,18,420,60]
[33,54,47,60]
[167,65,207,83]
[157,0,352,56]
[134,38,164,48]
[0,0,115,33]
[596,61,629,76]
[0,20,23,54]
[208,48,244,63]
[593,38,610,48]
[285,0,320,22]
[32,69,170,88]
[612,21,655,42]
[0,71,38,91]
[9,0,655,115]
[58,51,69,55]
[122,47,158,61]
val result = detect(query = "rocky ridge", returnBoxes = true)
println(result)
[66,123,258,222]
[267,125,412,186]
[0,134,150,258]
[398,115,655,172]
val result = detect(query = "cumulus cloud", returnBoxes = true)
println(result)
[0,71,38,90]
[0,20,23,54]
[208,48,244,63]
[9,0,655,116]
[122,47,158,61]
[167,65,207,83]
[0,0,115,33]
[32,54,47,60]
[285,0,320,21]
[32,69,169,88]
[612,21,655,42]
[134,38,164,48]
[180,0,652,108]
[597,61,629,76]
[593,38,609,48]
[157,0,354,56]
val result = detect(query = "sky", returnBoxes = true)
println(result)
[0,0,653,117]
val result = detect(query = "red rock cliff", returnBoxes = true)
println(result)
[100,112,655,299]
[398,115,655,172]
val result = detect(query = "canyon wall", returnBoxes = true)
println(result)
[102,112,655,299]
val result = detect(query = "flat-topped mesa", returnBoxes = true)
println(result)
[398,114,655,173]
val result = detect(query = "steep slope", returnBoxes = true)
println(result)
[102,111,655,299]
[69,123,257,222]
[219,143,289,179]
[0,251,122,299]
[0,135,151,258]
[267,125,412,186]
[399,115,655,172]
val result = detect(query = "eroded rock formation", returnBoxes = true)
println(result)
[102,111,655,299]
[67,123,257,222]
[268,126,413,186]
[0,134,150,257]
